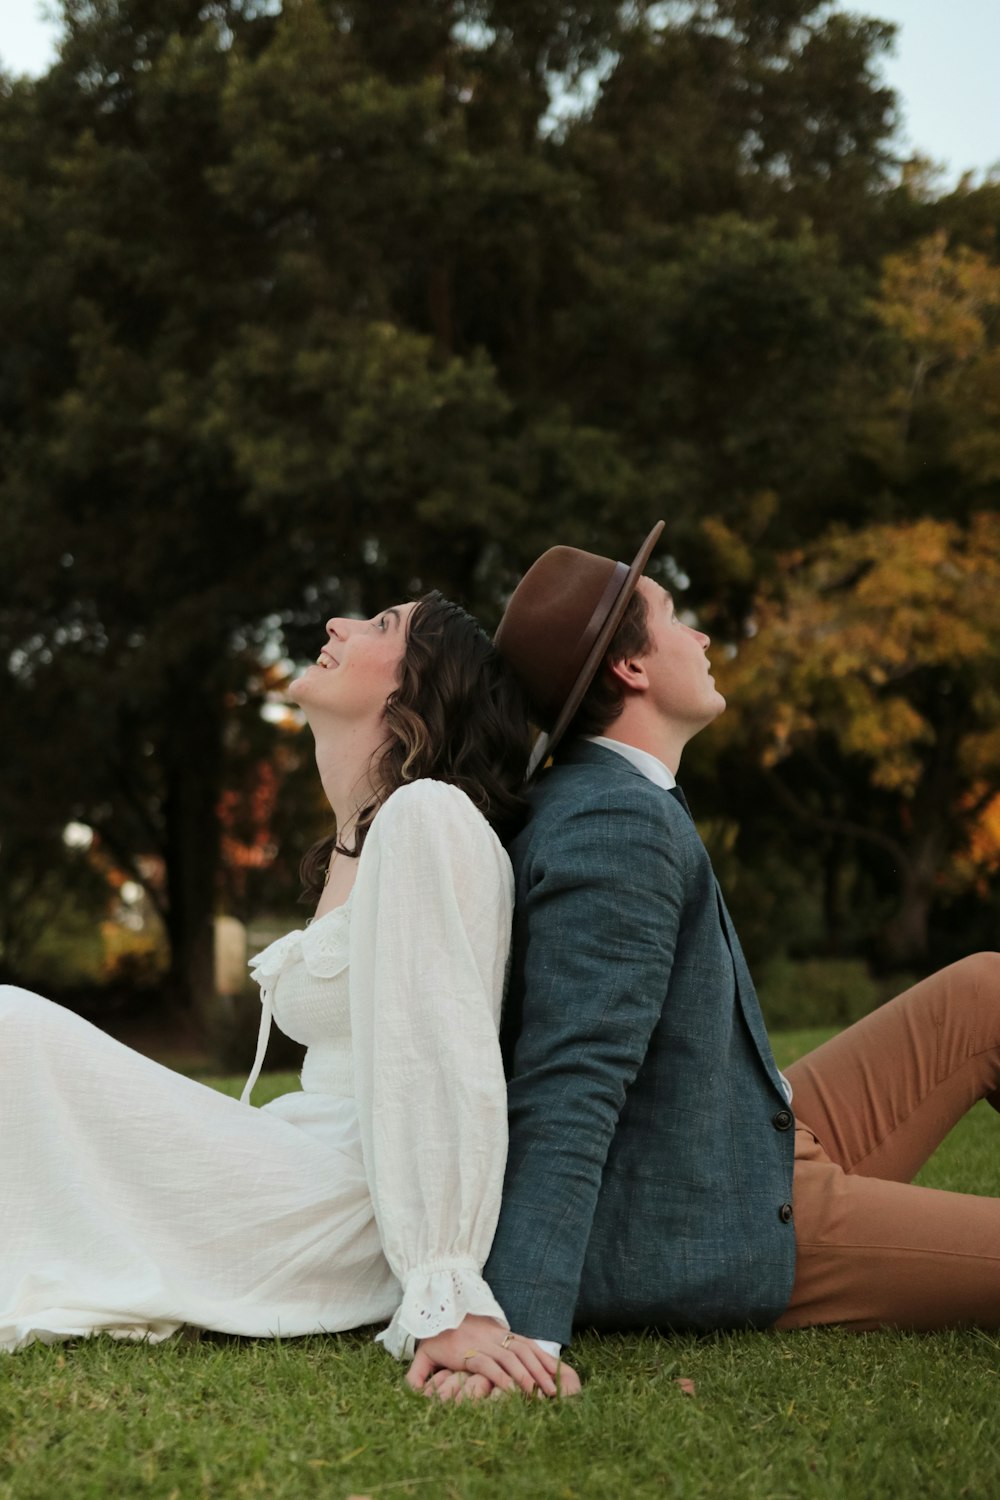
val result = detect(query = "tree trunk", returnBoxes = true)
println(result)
[877,832,946,970]
[161,680,224,1029]
[879,872,934,970]
[821,839,847,956]
[427,260,455,354]
[878,708,969,970]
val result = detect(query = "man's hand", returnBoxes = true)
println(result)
[421,1360,582,1402]
[405,1313,576,1400]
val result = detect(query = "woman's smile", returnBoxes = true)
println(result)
[290,604,416,720]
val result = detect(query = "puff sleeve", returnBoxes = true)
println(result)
[347,780,514,1359]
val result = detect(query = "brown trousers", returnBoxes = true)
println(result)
[775,952,1000,1331]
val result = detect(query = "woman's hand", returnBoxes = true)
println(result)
[405,1313,576,1399]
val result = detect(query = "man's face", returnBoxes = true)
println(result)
[632,576,726,730]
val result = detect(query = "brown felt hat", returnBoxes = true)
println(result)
[495,521,665,776]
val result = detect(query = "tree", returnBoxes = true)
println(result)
[0,0,643,1015]
[564,1,899,251]
[0,0,941,1011]
[852,231,1000,516]
[547,213,870,623]
[532,0,905,616]
[712,514,1000,967]
[0,0,511,1016]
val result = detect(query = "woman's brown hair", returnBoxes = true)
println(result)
[300,590,532,900]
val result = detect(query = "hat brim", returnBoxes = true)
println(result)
[527,519,666,777]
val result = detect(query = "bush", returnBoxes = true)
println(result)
[205,979,305,1077]
[756,956,884,1029]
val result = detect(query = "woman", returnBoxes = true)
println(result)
[0,591,558,1395]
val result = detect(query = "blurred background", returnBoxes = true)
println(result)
[1,0,998,1066]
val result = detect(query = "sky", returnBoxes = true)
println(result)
[1,1,999,185]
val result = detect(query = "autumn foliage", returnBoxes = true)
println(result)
[715,514,1000,963]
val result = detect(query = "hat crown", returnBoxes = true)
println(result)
[493,523,665,767]
[495,546,627,729]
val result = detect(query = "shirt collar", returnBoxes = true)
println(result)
[584,735,677,791]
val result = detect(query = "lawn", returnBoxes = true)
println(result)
[2,1027,999,1500]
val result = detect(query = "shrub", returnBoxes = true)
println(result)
[756,956,884,1029]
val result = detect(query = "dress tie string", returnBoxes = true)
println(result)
[239,989,274,1106]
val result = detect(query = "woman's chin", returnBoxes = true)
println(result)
[286,670,313,706]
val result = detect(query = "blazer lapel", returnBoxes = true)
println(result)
[671,781,785,1093]
[668,784,691,815]
[714,880,786,1091]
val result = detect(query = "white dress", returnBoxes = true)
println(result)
[0,780,513,1356]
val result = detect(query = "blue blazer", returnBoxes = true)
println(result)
[484,741,796,1346]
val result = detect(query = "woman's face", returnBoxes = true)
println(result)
[289,602,417,723]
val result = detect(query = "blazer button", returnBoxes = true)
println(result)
[772,1109,793,1131]
[778,1202,794,1224]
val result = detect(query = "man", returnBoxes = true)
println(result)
[408,523,1000,1401]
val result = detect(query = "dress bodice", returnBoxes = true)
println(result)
[238,778,515,1359]
[247,894,354,1098]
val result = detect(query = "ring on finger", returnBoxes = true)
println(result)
[501,1333,515,1348]
[463,1348,479,1366]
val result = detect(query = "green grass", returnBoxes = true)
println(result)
[3,1030,1000,1500]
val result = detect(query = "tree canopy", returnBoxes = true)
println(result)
[1,0,998,1011]
[712,514,1000,967]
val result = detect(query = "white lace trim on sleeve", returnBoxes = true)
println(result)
[375,1258,509,1361]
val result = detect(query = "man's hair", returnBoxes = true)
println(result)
[565,587,653,740]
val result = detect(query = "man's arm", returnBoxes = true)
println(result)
[484,780,689,1346]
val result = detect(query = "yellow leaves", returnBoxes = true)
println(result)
[968,792,1000,876]
[878,231,1000,370]
[950,349,1000,482]
[701,496,779,586]
[786,516,998,678]
[866,234,1000,486]
[757,701,812,768]
[947,787,1000,895]
[720,514,1000,799]
[838,698,931,795]
[961,724,1000,780]
[700,516,755,587]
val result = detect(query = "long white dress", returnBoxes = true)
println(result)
[0,779,513,1355]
